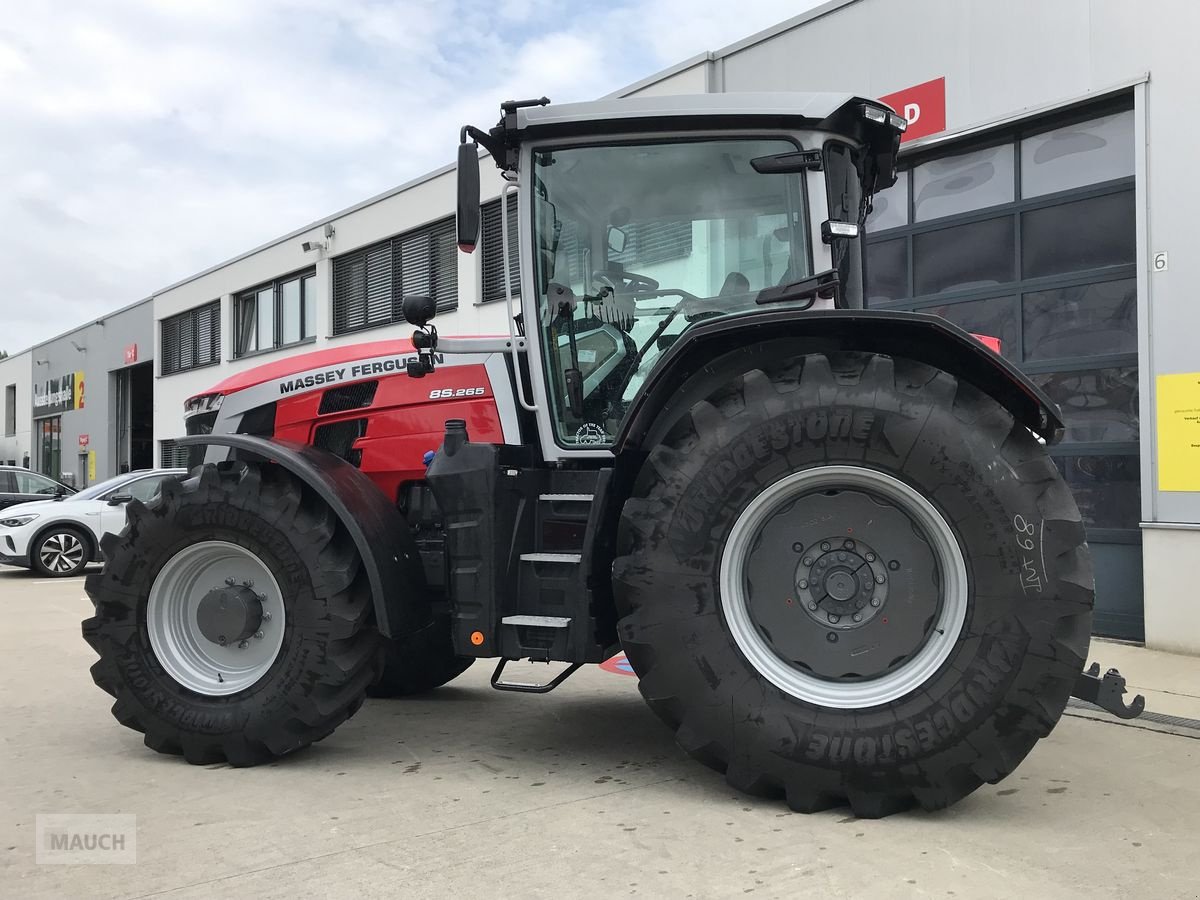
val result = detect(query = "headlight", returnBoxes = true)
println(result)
[0,514,39,527]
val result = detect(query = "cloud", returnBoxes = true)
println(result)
[0,0,811,354]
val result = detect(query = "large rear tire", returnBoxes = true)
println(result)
[82,461,383,766]
[368,616,474,697]
[613,351,1093,817]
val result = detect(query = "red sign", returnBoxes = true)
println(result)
[78,434,90,451]
[124,344,138,365]
[880,77,946,143]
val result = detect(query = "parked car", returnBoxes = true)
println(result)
[0,465,76,511]
[0,468,187,577]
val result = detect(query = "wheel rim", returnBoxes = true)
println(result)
[147,541,286,696]
[719,465,968,709]
[40,532,85,573]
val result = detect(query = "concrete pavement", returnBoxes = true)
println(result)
[2,565,1199,899]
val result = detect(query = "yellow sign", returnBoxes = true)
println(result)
[74,371,86,409]
[87,451,96,483]
[1157,372,1200,491]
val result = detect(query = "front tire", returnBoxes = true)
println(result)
[32,526,91,577]
[613,351,1093,817]
[82,461,383,766]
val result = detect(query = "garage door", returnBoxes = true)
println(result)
[864,97,1142,640]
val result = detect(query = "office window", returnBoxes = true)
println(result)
[159,439,191,468]
[481,195,521,302]
[161,301,220,375]
[4,384,14,436]
[234,269,317,357]
[331,217,457,335]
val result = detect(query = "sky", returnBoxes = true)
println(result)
[0,0,816,355]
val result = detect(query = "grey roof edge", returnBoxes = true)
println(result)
[28,295,155,357]
[151,159,458,299]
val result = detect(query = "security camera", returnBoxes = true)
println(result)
[301,240,326,253]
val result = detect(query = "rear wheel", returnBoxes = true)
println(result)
[32,526,91,577]
[82,461,383,766]
[613,351,1093,817]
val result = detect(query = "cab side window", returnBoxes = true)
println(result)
[126,476,168,503]
[14,472,59,494]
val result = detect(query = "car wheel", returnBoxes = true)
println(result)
[32,527,91,577]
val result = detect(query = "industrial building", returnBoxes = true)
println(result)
[4,0,1197,653]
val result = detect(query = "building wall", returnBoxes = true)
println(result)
[30,299,154,485]
[0,350,32,467]
[152,164,516,450]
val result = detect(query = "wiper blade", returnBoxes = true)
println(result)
[755,269,840,307]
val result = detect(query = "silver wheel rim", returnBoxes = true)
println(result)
[147,541,286,696]
[40,532,85,573]
[719,465,968,709]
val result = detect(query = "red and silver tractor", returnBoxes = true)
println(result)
[83,93,1141,817]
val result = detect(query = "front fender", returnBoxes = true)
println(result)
[616,308,1064,451]
[177,434,427,638]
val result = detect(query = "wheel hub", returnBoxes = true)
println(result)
[795,538,889,629]
[196,584,264,646]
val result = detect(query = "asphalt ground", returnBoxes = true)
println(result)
[2,565,1199,899]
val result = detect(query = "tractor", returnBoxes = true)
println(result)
[82,93,1142,818]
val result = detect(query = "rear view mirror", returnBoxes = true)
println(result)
[607,225,627,254]
[107,493,132,506]
[457,141,481,252]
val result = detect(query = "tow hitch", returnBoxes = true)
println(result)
[1072,662,1146,719]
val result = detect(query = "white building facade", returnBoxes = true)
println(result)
[0,350,32,468]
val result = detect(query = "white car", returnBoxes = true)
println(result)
[0,469,187,577]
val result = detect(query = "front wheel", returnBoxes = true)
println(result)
[613,351,1094,817]
[32,526,91,576]
[82,461,383,766]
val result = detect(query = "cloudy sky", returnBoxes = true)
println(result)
[0,0,815,355]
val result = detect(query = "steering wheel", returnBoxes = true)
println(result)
[593,269,660,293]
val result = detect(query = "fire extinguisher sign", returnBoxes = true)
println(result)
[879,77,946,143]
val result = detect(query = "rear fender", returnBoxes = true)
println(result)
[616,308,1065,452]
[177,434,427,638]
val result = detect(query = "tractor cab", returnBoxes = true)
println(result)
[449,94,907,456]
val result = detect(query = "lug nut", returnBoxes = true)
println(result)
[802,557,813,567]
[827,613,840,624]
[798,580,808,590]
[852,613,862,623]
[837,552,846,562]
[224,577,236,586]
[254,631,264,640]
[808,602,818,611]
[820,541,831,552]
[855,600,865,609]
[217,636,227,645]
[870,598,881,607]
[844,539,855,550]
[261,611,272,621]
[875,573,886,584]
[238,640,249,649]
[865,552,876,562]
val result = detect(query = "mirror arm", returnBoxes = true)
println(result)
[460,125,504,164]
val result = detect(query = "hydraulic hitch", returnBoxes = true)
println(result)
[1071,662,1146,719]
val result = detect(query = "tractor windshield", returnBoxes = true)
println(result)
[531,138,810,448]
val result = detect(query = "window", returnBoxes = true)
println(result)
[235,270,317,357]
[124,474,171,503]
[13,470,60,494]
[3,384,14,436]
[912,144,1014,222]
[161,301,221,375]
[482,195,521,302]
[159,439,191,468]
[530,138,810,448]
[1020,110,1135,198]
[331,217,457,335]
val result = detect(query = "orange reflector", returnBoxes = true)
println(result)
[470,631,485,646]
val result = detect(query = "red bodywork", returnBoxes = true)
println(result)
[199,339,508,502]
